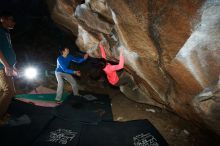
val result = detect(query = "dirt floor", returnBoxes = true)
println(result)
[110,90,218,146]
[15,76,220,146]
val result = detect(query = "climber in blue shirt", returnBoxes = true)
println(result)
[55,47,89,102]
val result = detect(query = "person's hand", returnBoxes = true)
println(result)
[74,71,81,76]
[118,46,123,51]
[118,47,124,55]
[84,53,89,59]
[12,68,18,76]
[4,66,13,76]
[12,66,18,76]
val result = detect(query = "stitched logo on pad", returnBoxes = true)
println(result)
[133,133,159,146]
[48,129,77,144]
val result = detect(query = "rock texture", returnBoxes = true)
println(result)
[193,75,220,136]
[46,0,220,135]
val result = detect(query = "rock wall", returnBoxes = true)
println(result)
[46,0,220,135]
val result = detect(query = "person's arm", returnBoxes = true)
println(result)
[99,43,107,59]
[0,33,10,68]
[58,58,75,74]
[0,51,10,68]
[0,32,14,76]
[12,63,18,76]
[70,54,87,63]
[109,51,124,71]
[0,51,13,76]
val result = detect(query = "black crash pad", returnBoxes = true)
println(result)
[0,100,54,146]
[32,118,82,146]
[0,96,168,146]
[79,120,168,146]
[8,99,54,116]
[55,93,113,123]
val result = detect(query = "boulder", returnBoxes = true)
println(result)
[46,0,220,135]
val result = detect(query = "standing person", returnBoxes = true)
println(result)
[0,11,18,121]
[55,47,88,102]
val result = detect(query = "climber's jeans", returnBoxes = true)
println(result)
[0,69,15,118]
[55,71,79,101]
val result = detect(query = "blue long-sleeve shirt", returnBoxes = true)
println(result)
[55,54,86,74]
[0,27,16,69]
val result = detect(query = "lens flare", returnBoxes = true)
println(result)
[24,67,38,79]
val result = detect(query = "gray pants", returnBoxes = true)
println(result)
[55,72,78,101]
